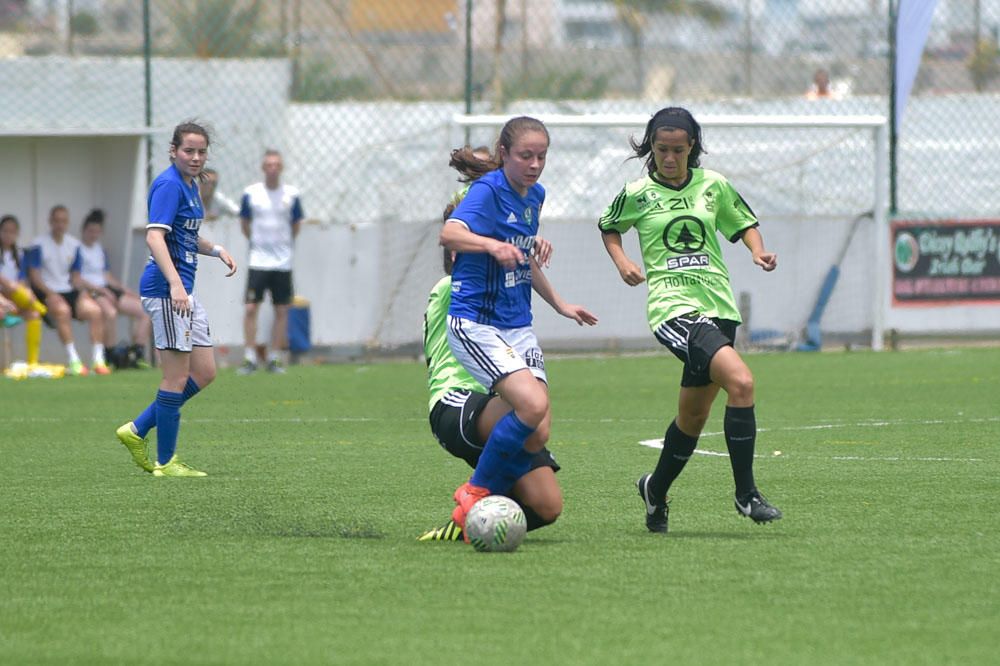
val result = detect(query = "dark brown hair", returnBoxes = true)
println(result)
[448,146,499,184]
[495,116,549,167]
[83,208,105,228]
[171,120,211,152]
[629,107,705,173]
[170,120,213,182]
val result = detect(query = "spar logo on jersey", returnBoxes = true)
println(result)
[662,215,708,270]
[666,254,709,270]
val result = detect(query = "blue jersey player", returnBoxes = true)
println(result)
[115,121,237,477]
[439,116,598,538]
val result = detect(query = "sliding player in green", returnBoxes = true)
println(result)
[598,106,782,533]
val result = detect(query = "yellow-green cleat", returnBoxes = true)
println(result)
[152,456,207,478]
[67,360,89,376]
[116,422,153,472]
[417,519,464,542]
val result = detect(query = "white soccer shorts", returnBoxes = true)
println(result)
[446,315,546,390]
[142,295,212,352]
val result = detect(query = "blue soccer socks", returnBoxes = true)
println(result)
[153,390,184,465]
[470,411,535,494]
[134,378,201,438]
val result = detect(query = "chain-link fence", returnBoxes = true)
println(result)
[2,0,999,353]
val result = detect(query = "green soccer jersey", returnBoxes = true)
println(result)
[423,275,486,411]
[598,168,757,330]
[450,185,471,209]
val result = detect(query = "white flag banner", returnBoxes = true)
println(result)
[895,0,940,130]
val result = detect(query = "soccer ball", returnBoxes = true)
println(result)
[465,495,527,553]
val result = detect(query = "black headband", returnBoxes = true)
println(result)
[651,114,694,137]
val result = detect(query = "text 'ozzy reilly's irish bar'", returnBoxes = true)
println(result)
[892,220,1000,305]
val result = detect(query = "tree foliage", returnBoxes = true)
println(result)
[161,0,265,58]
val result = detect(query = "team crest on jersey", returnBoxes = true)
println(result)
[662,215,707,254]
[703,189,716,212]
[523,207,533,225]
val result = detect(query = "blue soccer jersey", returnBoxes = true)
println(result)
[447,169,543,328]
[139,164,204,297]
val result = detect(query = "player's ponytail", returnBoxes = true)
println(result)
[449,146,498,183]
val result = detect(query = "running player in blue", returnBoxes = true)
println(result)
[115,121,237,476]
[420,147,564,541]
[440,116,598,537]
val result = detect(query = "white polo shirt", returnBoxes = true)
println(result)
[74,242,110,288]
[30,233,81,293]
[240,182,304,271]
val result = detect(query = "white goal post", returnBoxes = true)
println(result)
[452,112,890,351]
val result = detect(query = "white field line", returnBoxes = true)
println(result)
[638,416,997,462]
[1,414,993,462]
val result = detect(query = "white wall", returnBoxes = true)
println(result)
[188,218,386,353]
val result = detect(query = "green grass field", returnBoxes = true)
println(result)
[2,347,998,665]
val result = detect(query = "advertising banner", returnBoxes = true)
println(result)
[893,219,1000,304]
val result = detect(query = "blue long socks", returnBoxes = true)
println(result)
[471,411,536,494]
[153,390,184,465]
[134,378,201,438]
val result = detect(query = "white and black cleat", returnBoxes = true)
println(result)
[735,489,782,524]
[637,473,669,533]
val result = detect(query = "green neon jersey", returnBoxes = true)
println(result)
[598,169,758,329]
[423,275,486,411]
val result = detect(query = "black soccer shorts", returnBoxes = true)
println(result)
[653,312,738,387]
[245,269,293,305]
[428,389,560,472]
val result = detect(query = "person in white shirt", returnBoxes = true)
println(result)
[27,205,109,375]
[237,150,304,374]
[72,208,152,350]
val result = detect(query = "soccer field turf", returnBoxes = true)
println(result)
[2,348,998,665]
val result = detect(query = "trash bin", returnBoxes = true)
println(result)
[287,295,311,364]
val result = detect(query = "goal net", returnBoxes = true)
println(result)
[369,113,888,353]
